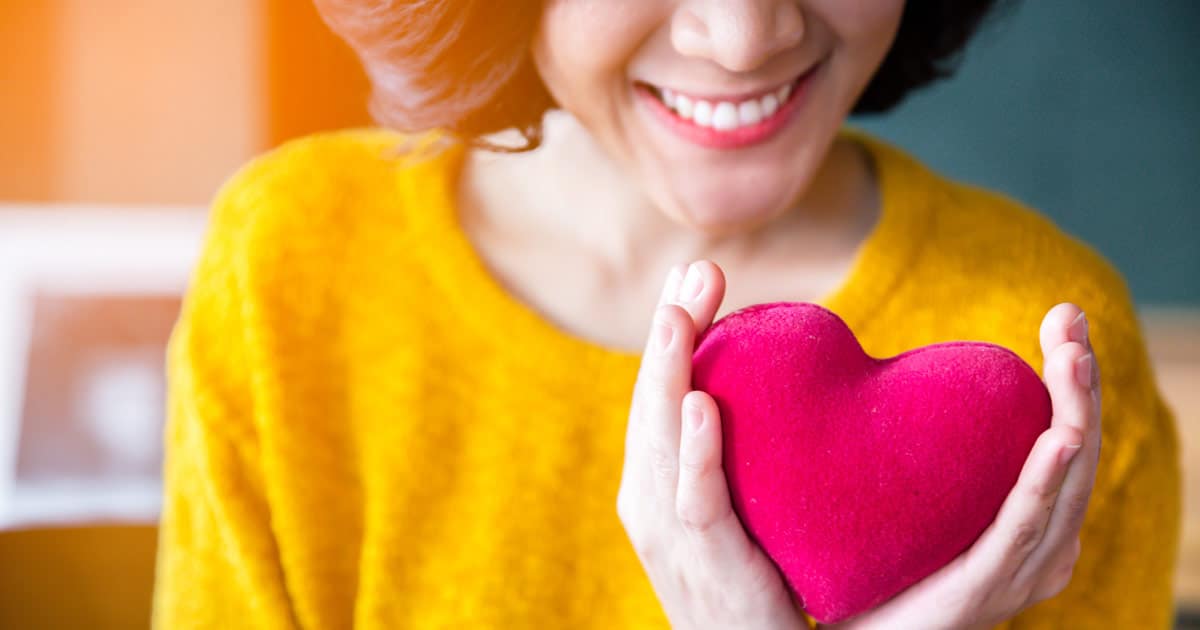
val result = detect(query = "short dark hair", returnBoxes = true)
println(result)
[315,0,1002,152]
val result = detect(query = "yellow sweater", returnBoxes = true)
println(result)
[152,127,1182,629]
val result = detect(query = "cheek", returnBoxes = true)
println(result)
[533,1,656,114]
[809,0,904,104]
[824,0,905,57]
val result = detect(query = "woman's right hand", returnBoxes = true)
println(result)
[616,260,808,630]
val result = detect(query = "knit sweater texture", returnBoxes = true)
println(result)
[152,127,1182,629]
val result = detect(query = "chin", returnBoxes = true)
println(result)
[666,184,797,235]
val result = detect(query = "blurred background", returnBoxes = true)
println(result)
[0,0,1196,628]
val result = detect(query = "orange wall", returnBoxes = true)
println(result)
[2,1,265,205]
[1,3,61,201]
[266,0,371,147]
[55,0,265,204]
[1,0,372,206]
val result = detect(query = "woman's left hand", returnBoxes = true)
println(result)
[819,302,1103,630]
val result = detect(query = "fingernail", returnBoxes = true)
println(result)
[660,266,683,304]
[685,398,705,433]
[1074,353,1096,389]
[654,313,675,354]
[1059,442,1083,466]
[678,263,703,303]
[1069,312,1089,346]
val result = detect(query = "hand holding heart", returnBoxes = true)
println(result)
[616,260,1102,630]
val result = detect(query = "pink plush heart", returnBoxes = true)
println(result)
[691,302,1051,624]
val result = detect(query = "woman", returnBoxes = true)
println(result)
[152,1,1182,628]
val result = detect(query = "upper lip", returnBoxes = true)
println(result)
[640,63,817,103]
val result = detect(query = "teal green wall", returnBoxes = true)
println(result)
[852,1,1199,306]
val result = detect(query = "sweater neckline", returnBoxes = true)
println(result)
[409,126,935,372]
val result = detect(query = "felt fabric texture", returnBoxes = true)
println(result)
[692,301,1052,624]
[153,127,1181,630]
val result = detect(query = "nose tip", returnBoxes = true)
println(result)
[672,2,805,72]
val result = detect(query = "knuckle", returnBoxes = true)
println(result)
[675,494,728,537]
[1064,493,1092,529]
[635,371,672,402]
[1029,478,1060,502]
[679,448,715,479]
[1067,492,1091,515]
[1009,521,1043,553]
[675,495,711,533]
[649,442,678,482]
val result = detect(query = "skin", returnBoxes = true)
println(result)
[462,0,1103,627]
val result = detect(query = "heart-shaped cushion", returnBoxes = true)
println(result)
[691,302,1051,624]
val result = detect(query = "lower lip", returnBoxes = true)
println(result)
[636,67,816,151]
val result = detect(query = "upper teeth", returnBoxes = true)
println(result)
[658,84,791,129]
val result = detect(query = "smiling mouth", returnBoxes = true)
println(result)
[637,71,809,131]
[634,65,818,150]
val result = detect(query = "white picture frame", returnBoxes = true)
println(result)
[0,204,207,528]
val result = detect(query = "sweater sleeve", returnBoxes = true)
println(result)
[1006,274,1183,628]
[151,165,300,630]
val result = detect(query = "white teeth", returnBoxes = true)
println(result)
[675,94,693,118]
[712,102,738,131]
[761,93,779,117]
[657,81,794,131]
[692,100,713,127]
[737,100,763,126]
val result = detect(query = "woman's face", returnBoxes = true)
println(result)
[532,0,904,235]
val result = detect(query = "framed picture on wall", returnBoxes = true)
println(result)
[0,205,206,529]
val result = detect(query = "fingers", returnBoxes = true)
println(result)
[1042,340,1096,448]
[637,303,699,497]
[1040,305,1098,434]
[1038,302,1084,366]
[1039,303,1102,428]
[1016,306,1103,589]
[630,261,728,503]
[619,262,803,626]
[656,263,688,309]
[672,260,727,333]
[962,423,1083,587]
[676,392,726,528]
[676,391,760,576]
[1036,304,1101,477]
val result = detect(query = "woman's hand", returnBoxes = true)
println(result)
[819,303,1103,630]
[616,260,808,630]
